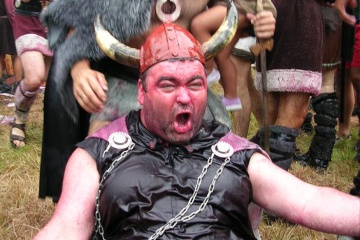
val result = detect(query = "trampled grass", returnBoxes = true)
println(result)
[0,90,358,239]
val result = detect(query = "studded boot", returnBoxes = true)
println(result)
[295,92,339,171]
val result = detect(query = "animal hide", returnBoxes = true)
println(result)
[40,0,151,121]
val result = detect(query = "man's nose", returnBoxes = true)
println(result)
[176,87,191,104]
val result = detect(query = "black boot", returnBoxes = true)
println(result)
[259,125,299,171]
[295,93,339,171]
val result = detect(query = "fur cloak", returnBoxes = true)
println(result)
[40,0,151,121]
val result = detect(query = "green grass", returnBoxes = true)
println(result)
[0,92,358,239]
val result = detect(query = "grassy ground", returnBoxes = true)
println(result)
[0,90,359,239]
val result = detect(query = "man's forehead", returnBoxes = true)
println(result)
[146,60,206,82]
[151,59,204,70]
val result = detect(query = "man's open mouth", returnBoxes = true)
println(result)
[174,112,192,133]
[176,112,190,126]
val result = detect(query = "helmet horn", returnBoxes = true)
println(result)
[94,15,140,68]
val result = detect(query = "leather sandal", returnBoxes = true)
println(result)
[10,122,26,148]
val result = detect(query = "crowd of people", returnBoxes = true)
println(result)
[0,0,359,239]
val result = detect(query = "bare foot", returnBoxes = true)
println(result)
[10,120,26,148]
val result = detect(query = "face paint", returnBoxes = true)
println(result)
[138,60,207,144]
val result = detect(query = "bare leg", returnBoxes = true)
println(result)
[20,51,47,90]
[5,54,22,85]
[14,54,23,81]
[230,55,251,137]
[275,92,310,129]
[351,67,360,109]
[337,69,355,138]
[11,51,50,147]
[248,74,263,126]
[249,84,285,128]
[321,69,336,93]
[215,13,249,101]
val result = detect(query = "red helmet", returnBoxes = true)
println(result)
[139,21,205,74]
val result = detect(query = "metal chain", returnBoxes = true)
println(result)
[148,154,231,240]
[93,142,135,240]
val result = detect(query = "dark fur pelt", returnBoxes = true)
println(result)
[40,0,151,122]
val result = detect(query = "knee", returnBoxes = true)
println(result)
[23,79,43,91]
[23,73,45,90]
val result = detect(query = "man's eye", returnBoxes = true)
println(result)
[189,81,204,89]
[160,83,175,89]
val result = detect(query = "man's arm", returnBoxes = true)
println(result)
[34,149,100,240]
[248,153,360,236]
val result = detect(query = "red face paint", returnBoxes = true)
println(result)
[139,60,207,144]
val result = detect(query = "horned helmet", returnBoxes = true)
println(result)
[94,0,238,73]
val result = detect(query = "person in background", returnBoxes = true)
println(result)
[337,0,360,159]
[294,3,343,171]
[231,35,257,137]
[10,0,52,148]
[249,0,325,172]
[333,1,360,239]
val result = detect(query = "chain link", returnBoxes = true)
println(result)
[93,142,135,240]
